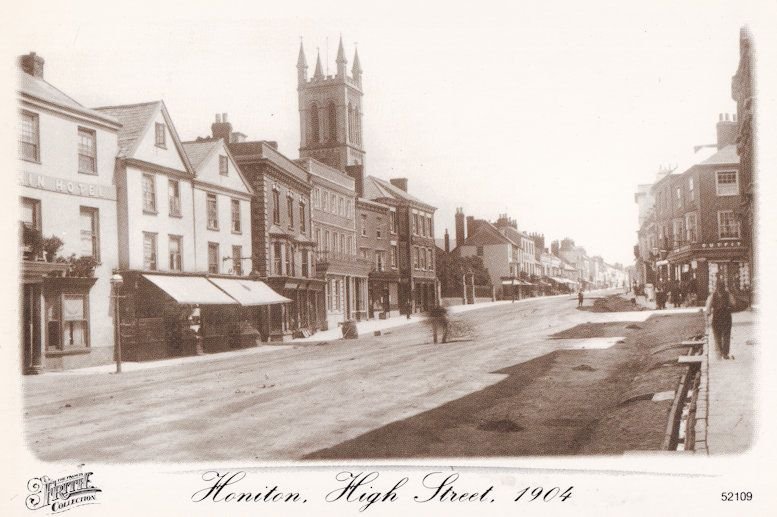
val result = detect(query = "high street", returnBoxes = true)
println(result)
[24,291,700,462]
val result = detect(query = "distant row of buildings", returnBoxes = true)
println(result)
[632,28,755,304]
[18,39,440,373]
[437,210,629,300]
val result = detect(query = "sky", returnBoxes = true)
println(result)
[3,1,763,265]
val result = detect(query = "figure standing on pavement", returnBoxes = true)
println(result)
[429,305,449,344]
[577,289,584,308]
[705,277,737,360]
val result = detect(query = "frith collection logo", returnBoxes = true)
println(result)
[26,472,101,513]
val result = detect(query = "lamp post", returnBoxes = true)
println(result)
[110,273,124,373]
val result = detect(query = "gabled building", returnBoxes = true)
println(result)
[363,176,438,313]
[18,52,122,372]
[456,221,522,299]
[182,138,253,275]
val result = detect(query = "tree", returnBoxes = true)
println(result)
[435,248,491,297]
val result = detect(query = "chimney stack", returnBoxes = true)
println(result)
[444,229,450,253]
[716,112,738,150]
[390,178,408,192]
[19,52,45,78]
[212,113,233,142]
[455,207,465,247]
[466,216,475,237]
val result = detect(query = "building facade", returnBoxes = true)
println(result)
[298,158,371,328]
[357,198,401,318]
[223,120,325,339]
[363,176,438,313]
[650,118,748,302]
[18,53,121,372]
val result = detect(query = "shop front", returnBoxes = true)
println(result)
[264,277,326,340]
[666,241,750,306]
[116,271,290,360]
[368,270,400,319]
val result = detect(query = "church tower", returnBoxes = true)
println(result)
[297,36,365,173]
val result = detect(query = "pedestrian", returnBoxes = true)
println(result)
[670,281,681,308]
[655,285,665,309]
[705,278,737,360]
[429,305,449,344]
[577,289,584,308]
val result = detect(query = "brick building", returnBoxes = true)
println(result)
[217,116,326,340]
[357,198,401,318]
[649,115,749,302]
[363,176,438,313]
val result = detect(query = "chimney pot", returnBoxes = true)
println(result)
[222,113,228,122]
[215,114,221,123]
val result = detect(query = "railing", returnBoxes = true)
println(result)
[315,250,373,269]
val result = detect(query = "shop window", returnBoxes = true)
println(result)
[47,294,89,351]
[207,193,219,230]
[143,232,157,270]
[79,207,99,260]
[78,127,97,174]
[169,235,182,271]
[208,242,219,274]
[19,111,40,162]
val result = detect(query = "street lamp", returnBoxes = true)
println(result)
[110,273,124,373]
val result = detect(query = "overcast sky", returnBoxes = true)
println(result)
[5,1,761,265]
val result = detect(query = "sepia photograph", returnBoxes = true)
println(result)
[3,1,776,515]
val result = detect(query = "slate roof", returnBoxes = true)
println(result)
[459,222,518,247]
[94,101,159,155]
[18,71,119,125]
[700,144,739,166]
[182,140,219,170]
[363,176,433,208]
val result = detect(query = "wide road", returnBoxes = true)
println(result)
[24,291,632,462]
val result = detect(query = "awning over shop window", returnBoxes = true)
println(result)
[209,278,291,306]
[142,274,238,305]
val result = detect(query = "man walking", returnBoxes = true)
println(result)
[577,289,584,308]
[429,305,449,344]
[705,277,737,360]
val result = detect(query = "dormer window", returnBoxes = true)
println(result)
[155,122,166,148]
[219,155,228,175]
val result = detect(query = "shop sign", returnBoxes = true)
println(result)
[18,171,117,201]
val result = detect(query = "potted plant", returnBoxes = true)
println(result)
[62,254,99,278]
[42,235,64,262]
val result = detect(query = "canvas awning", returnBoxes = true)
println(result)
[142,274,238,305]
[209,278,291,306]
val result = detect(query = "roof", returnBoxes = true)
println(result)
[18,70,119,126]
[182,140,219,170]
[363,176,434,209]
[699,144,739,166]
[459,222,518,247]
[229,141,310,185]
[296,157,355,190]
[94,101,160,156]
[95,100,194,173]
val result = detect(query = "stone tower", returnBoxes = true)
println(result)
[297,37,365,172]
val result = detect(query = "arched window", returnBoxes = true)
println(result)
[328,102,337,142]
[310,104,319,144]
[347,103,353,142]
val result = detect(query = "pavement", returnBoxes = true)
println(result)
[625,291,757,454]
[704,308,756,454]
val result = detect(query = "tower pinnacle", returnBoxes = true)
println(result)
[352,46,362,86]
[313,49,323,79]
[296,41,307,84]
[336,35,347,78]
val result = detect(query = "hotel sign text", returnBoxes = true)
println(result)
[18,171,117,201]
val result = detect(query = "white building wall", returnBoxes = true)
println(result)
[192,188,252,273]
